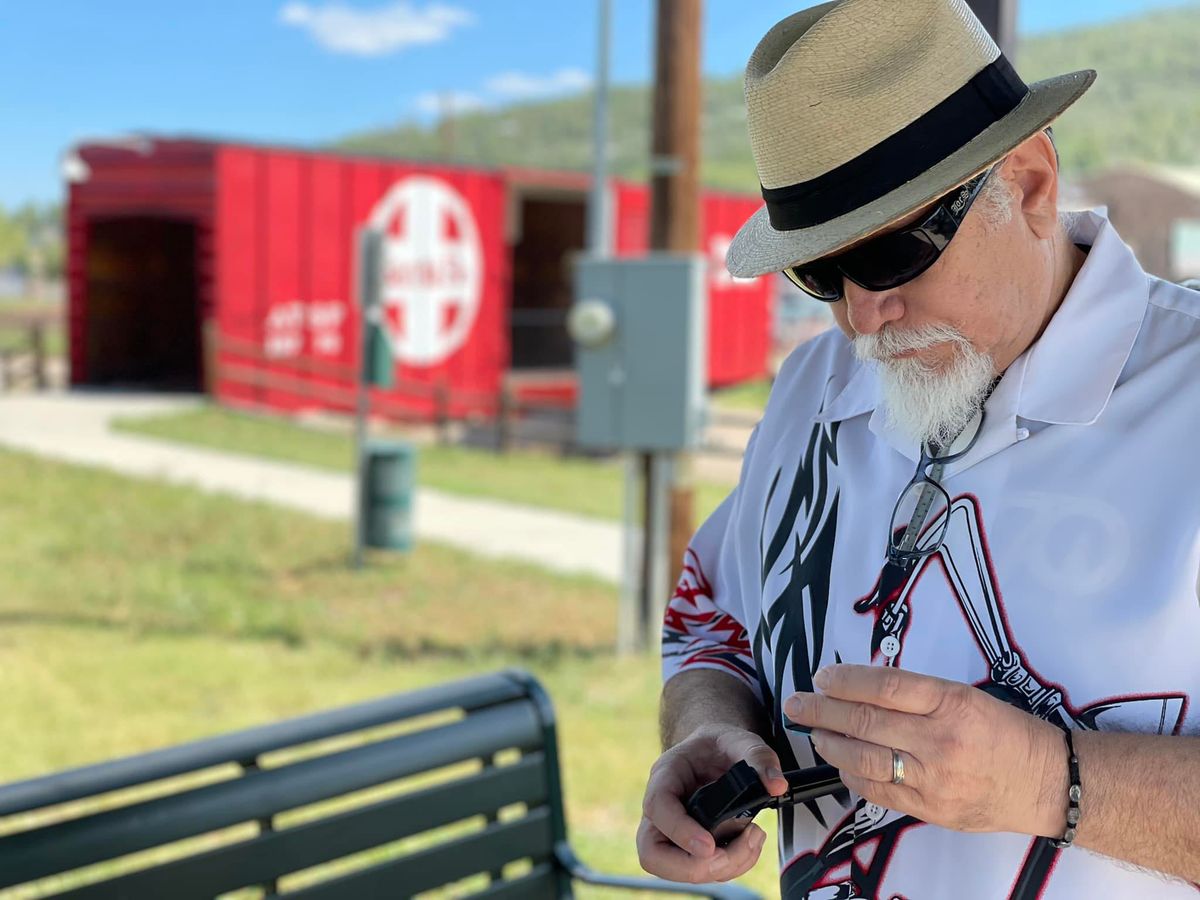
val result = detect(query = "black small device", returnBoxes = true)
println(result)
[685,761,844,843]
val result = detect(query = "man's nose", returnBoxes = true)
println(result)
[843,280,905,336]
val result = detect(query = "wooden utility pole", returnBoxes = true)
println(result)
[646,0,703,636]
[650,0,702,252]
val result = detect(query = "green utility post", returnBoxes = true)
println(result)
[353,227,415,568]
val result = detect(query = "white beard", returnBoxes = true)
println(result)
[853,324,996,449]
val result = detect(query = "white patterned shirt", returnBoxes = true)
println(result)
[662,209,1200,899]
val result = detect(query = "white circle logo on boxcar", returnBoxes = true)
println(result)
[369,176,484,367]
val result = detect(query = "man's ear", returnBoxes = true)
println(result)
[1005,132,1061,240]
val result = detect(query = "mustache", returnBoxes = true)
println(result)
[853,323,973,362]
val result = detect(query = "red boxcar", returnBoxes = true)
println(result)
[67,137,773,419]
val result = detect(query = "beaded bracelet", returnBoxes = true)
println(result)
[1050,728,1081,850]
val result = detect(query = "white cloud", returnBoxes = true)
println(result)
[484,68,592,100]
[411,67,593,119]
[414,91,487,116]
[280,1,474,57]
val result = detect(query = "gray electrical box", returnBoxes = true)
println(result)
[571,255,707,451]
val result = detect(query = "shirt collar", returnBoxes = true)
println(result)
[1014,208,1149,426]
[813,208,1148,433]
[813,361,877,424]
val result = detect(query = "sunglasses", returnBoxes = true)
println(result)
[783,166,996,302]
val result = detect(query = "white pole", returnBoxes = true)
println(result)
[588,0,613,257]
[587,0,642,654]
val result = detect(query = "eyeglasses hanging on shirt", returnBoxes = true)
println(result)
[888,408,986,567]
[855,408,987,660]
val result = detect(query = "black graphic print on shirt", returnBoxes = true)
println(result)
[755,421,848,858]
[784,493,1190,900]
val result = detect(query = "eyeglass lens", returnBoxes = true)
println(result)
[890,478,951,558]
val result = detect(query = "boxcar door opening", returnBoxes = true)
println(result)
[510,195,587,372]
[83,216,203,391]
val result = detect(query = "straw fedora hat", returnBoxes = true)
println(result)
[726,0,1096,278]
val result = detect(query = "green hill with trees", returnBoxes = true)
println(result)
[7,4,1197,275]
[335,3,1200,190]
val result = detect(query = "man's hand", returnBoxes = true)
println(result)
[783,664,1066,837]
[637,723,789,883]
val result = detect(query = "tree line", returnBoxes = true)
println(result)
[0,203,62,280]
[337,4,1200,192]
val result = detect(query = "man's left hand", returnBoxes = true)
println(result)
[784,664,1067,836]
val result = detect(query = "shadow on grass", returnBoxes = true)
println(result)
[354,635,618,665]
[0,609,309,648]
[0,609,618,664]
[182,552,617,593]
[179,555,366,582]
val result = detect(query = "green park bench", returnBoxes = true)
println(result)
[0,669,759,899]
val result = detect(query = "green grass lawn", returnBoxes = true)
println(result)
[0,451,779,897]
[114,404,734,524]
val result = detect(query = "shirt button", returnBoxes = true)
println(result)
[864,803,887,823]
[880,635,901,657]
[1016,427,1030,441]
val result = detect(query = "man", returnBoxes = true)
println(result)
[638,1,1200,897]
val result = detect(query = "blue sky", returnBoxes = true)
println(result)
[1,0,1195,208]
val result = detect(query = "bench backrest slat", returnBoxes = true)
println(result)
[0,671,527,818]
[49,755,550,900]
[285,811,554,900]
[0,700,543,889]
[0,669,576,898]
[473,863,560,900]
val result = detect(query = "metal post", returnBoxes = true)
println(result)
[586,0,643,656]
[353,369,368,570]
[353,228,384,570]
[588,0,613,258]
[617,452,642,655]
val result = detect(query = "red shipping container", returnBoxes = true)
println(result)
[67,137,774,420]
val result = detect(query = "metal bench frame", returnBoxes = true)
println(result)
[0,669,758,899]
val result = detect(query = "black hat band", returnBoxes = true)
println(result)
[761,54,1029,232]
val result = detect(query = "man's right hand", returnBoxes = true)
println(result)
[636,723,789,883]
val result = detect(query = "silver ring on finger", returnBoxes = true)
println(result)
[891,748,906,785]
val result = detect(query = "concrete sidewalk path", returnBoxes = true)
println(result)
[0,392,623,584]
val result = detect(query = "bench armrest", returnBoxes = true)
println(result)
[555,842,761,900]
